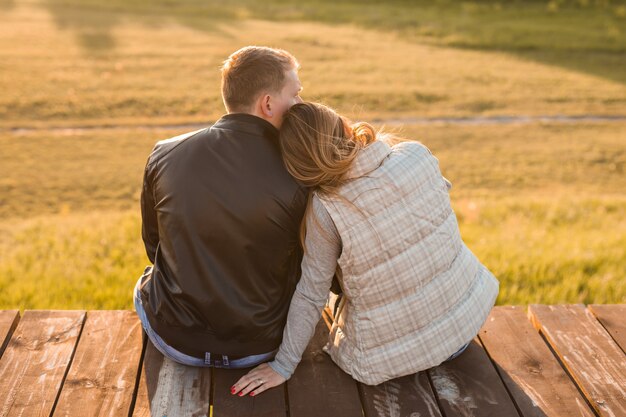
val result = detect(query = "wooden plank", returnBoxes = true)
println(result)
[0,310,85,417]
[132,342,211,417]
[529,304,626,417]
[288,319,362,417]
[53,311,144,417]
[588,304,626,353]
[478,306,594,417]
[0,310,20,359]
[428,337,521,417]
[212,367,287,417]
[360,371,443,417]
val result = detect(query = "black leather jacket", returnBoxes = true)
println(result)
[139,113,307,357]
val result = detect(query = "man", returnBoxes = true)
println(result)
[133,46,307,370]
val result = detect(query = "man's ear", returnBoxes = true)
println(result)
[260,94,273,117]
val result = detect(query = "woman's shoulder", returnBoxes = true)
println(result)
[391,139,430,153]
[389,139,435,162]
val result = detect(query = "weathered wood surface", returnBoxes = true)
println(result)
[0,310,19,359]
[133,342,212,417]
[428,337,520,417]
[288,318,362,417]
[529,304,626,417]
[0,310,85,417]
[588,304,626,353]
[54,311,144,417]
[360,371,442,417]
[212,367,287,417]
[479,305,594,417]
[0,305,624,417]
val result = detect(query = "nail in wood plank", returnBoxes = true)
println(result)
[428,337,521,417]
[0,310,85,417]
[132,342,211,417]
[53,311,144,417]
[212,367,287,417]
[360,371,443,417]
[529,304,626,417]
[0,310,20,359]
[288,319,362,417]
[479,306,594,417]
[588,304,626,353]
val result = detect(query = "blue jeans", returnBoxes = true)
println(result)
[444,341,470,362]
[133,272,277,368]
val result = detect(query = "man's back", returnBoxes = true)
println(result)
[140,113,307,358]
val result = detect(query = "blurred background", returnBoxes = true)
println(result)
[0,0,625,309]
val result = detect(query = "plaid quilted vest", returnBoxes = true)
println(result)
[318,139,499,385]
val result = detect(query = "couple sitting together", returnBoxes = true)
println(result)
[133,46,499,397]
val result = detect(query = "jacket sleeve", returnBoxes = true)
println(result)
[140,160,159,264]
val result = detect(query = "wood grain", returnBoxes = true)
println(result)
[0,310,85,417]
[288,319,362,417]
[212,367,287,417]
[428,337,520,417]
[529,304,626,417]
[132,342,211,417]
[588,304,626,353]
[360,371,443,417]
[479,306,594,417]
[0,310,20,359]
[53,311,144,417]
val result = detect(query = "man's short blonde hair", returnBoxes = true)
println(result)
[221,46,299,113]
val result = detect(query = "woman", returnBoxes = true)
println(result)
[231,102,499,396]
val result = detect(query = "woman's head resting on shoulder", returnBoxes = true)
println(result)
[279,102,377,194]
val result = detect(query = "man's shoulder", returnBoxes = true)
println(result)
[147,127,208,166]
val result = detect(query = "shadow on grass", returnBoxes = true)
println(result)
[37,0,626,83]
[0,0,15,11]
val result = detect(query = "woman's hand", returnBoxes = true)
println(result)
[231,363,286,397]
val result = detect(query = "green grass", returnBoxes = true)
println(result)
[0,211,146,310]
[1,0,625,309]
[1,198,624,311]
[1,122,625,309]
[460,197,626,305]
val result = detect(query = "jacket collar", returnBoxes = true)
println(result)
[212,113,279,140]
[345,140,393,180]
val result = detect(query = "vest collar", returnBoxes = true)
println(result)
[345,140,393,180]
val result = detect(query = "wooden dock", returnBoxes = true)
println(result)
[0,304,625,417]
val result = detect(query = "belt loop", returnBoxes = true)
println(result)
[222,355,229,367]
[204,352,211,365]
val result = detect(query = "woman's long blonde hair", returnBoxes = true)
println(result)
[279,102,377,247]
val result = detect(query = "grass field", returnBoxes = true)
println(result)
[1,0,625,127]
[0,0,625,309]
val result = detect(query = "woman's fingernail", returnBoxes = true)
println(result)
[238,392,243,396]
[230,387,235,394]
[250,392,255,396]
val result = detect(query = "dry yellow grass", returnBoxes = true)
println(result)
[1,0,625,309]
[1,122,624,308]
[0,3,624,128]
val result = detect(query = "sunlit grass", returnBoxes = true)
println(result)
[0,0,624,309]
[1,197,624,311]
[0,1,624,128]
[458,197,626,305]
[0,122,624,309]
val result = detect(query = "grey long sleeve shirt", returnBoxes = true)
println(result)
[268,194,341,379]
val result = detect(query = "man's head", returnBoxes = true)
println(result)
[221,46,303,128]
